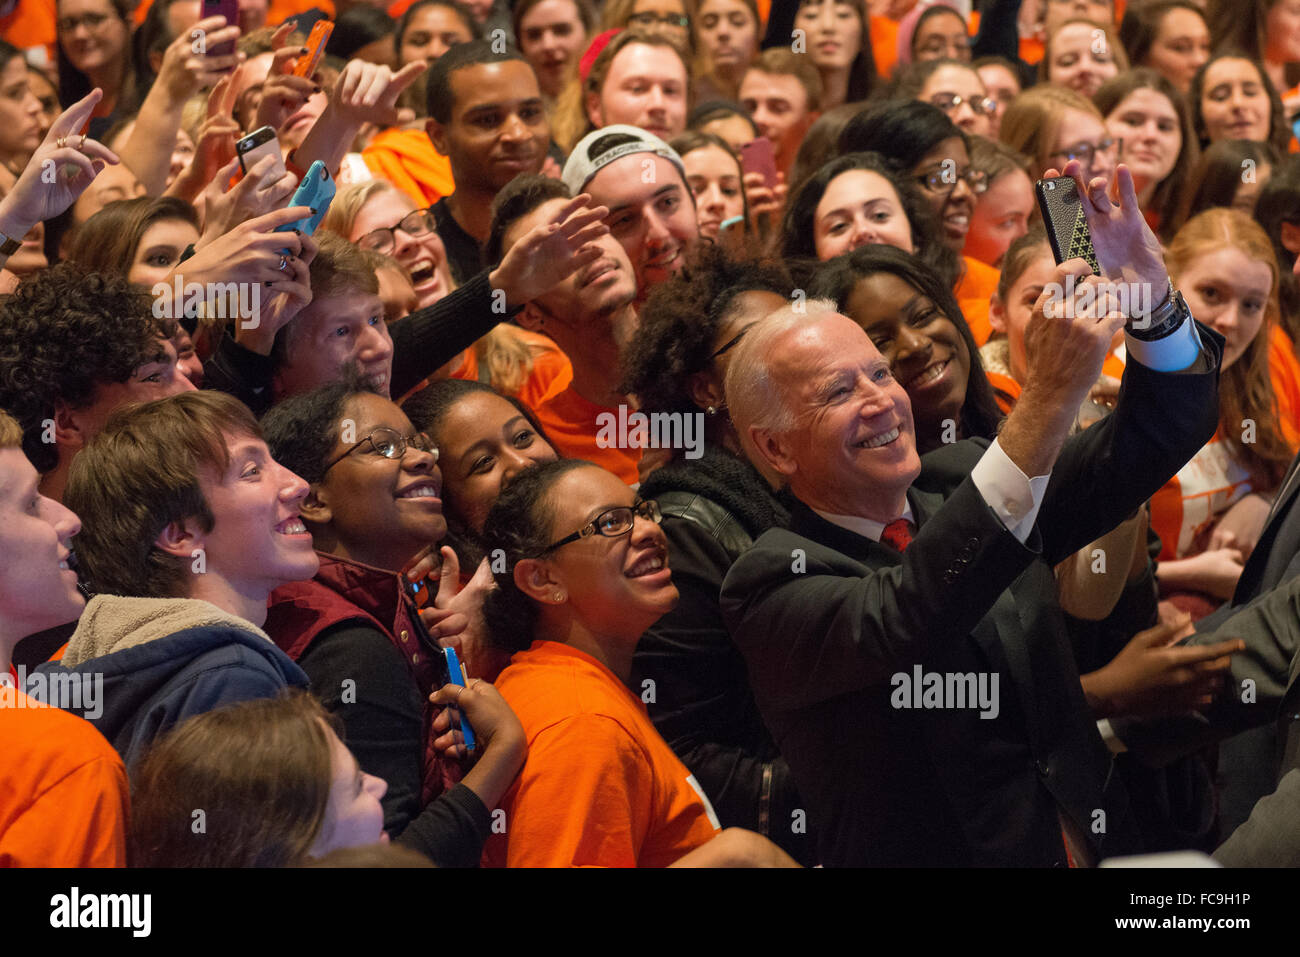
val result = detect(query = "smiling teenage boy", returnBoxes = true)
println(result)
[24,391,318,769]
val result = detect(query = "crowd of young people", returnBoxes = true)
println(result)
[3,0,1300,869]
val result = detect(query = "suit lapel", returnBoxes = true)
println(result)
[790,495,1043,747]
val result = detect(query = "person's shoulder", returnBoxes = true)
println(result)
[499,644,644,738]
[0,692,122,769]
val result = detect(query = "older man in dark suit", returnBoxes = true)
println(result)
[718,163,1228,867]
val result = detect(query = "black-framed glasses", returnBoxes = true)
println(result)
[1050,137,1118,169]
[915,166,989,195]
[539,499,662,554]
[928,92,996,117]
[627,11,690,28]
[357,208,437,256]
[324,428,438,473]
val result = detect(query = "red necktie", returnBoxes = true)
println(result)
[881,518,914,552]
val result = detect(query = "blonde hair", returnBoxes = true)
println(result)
[1166,208,1292,487]
[999,84,1102,180]
[322,180,540,397]
[0,408,20,448]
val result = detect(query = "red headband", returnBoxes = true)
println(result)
[580,28,622,83]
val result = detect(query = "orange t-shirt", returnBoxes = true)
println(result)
[362,128,457,210]
[532,385,642,485]
[482,640,720,868]
[450,328,574,412]
[870,15,900,79]
[956,255,999,346]
[1268,324,1300,448]
[0,686,129,868]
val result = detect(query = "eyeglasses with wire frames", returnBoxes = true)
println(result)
[928,92,996,118]
[1049,137,1118,170]
[356,208,437,256]
[914,165,989,195]
[323,427,439,473]
[537,499,663,555]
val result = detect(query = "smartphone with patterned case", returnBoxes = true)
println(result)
[1035,175,1100,276]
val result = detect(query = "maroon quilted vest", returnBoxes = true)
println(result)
[264,551,462,806]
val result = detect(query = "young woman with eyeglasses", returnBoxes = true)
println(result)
[603,0,694,50]
[894,58,997,139]
[478,457,799,867]
[260,382,527,865]
[325,180,572,410]
[1001,83,1118,184]
[838,100,1001,343]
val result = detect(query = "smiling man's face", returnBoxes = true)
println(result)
[583,153,698,298]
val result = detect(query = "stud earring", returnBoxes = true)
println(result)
[706,406,717,415]
[552,591,564,602]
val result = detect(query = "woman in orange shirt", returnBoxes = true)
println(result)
[479,458,798,867]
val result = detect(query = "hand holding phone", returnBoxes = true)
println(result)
[201,0,240,57]
[441,647,477,754]
[1035,175,1100,275]
[740,137,778,192]
[235,126,286,179]
[274,160,335,238]
[294,21,334,79]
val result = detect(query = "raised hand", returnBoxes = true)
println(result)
[156,14,243,101]
[327,59,425,129]
[488,193,611,307]
[200,154,298,243]
[0,89,119,236]
[254,22,320,134]
[1044,159,1169,296]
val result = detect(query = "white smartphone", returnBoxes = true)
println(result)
[235,125,287,179]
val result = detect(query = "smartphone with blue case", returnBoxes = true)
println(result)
[276,160,335,238]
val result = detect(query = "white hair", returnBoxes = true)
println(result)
[724,298,842,438]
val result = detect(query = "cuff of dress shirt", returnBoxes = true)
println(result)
[1098,718,1128,754]
[1125,317,1202,371]
[971,438,1051,544]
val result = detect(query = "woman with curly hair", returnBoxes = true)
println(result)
[617,243,815,864]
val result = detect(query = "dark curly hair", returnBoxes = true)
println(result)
[620,243,792,417]
[808,244,1003,450]
[778,150,958,287]
[260,380,365,487]
[481,458,595,653]
[0,263,172,473]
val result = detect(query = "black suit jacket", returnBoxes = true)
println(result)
[719,328,1223,867]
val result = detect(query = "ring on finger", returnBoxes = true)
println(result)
[454,685,465,707]
[56,135,67,149]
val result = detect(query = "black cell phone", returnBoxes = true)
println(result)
[1035,175,1100,276]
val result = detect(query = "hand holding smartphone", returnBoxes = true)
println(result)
[235,126,287,179]
[201,0,240,58]
[740,137,778,192]
[274,160,335,239]
[1035,175,1101,275]
[294,21,334,78]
